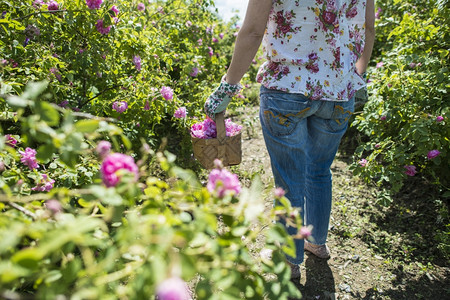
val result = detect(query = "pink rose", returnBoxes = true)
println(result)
[427,150,441,160]
[110,5,119,16]
[96,141,111,158]
[5,134,17,147]
[207,167,241,198]
[32,174,55,192]
[160,86,174,100]
[45,199,62,214]
[100,153,139,187]
[173,107,187,118]
[137,3,145,11]
[133,55,141,71]
[404,165,417,177]
[112,101,128,113]
[47,0,59,11]
[299,226,312,239]
[156,277,190,300]
[144,100,150,111]
[358,158,368,167]
[86,0,102,9]
[189,67,199,77]
[96,19,111,35]
[19,147,39,170]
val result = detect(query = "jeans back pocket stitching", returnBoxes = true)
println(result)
[264,107,311,127]
[333,105,353,125]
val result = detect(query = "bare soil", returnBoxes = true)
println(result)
[233,106,450,300]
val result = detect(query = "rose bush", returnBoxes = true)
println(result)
[0,82,303,299]
[350,0,449,203]
[0,0,249,165]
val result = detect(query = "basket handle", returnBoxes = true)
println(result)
[216,112,226,143]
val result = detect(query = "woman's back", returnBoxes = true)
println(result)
[257,0,367,101]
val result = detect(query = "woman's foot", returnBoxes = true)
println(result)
[304,241,330,259]
[287,261,301,279]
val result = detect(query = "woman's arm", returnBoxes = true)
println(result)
[356,0,375,75]
[225,0,273,84]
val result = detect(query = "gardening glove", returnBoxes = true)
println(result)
[204,75,242,120]
[354,72,369,111]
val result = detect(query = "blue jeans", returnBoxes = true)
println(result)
[259,86,354,264]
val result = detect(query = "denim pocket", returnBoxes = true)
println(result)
[260,92,312,137]
[324,98,354,132]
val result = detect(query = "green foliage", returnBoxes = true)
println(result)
[350,0,450,203]
[0,0,250,160]
[0,81,302,299]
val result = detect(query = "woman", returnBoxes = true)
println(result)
[205,0,375,280]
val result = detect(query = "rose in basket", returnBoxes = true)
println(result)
[190,118,242,139]
[190,116,242,169]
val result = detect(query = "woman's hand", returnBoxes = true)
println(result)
[204,76,242,119]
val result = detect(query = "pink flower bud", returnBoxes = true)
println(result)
[137,3,145,11]
[274,187,285,198]
[358,158,368,167]
[299,226,312,239]
[404,165,417,177]
[156,277,190,300]
[45,199,62,214]
[96,141,111,158]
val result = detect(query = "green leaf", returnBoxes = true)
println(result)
[35,101,60,126]
[37,144,55,163]
[0,82,13,94]
[180,253,196,279]
[91,185,123,206]
[75,119,100,133]
[121,134,132,150]
[12,248,43,269]
[60,151,78,168]
[0,262,31,283]
[7,95,30,107]
[23,81,49,100]
[44,270,62,284]
[171,167,200,189]
[78,198,92,208]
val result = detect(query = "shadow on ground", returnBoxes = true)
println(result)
[289,254,336,300]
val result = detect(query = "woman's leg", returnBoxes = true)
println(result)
[304,99,355,245]
[259,86,320,264]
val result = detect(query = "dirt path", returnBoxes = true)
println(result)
[234,106,449,300]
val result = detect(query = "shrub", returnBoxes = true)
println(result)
[350,0,449,203]
[0,0,249,163]
[0,81,302,299]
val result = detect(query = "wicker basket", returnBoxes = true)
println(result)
[191,113,242,169]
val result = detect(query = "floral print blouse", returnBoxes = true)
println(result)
[256,0,367,101]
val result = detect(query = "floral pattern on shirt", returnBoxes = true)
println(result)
[257,0,367,102]
[271,9,301,40]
